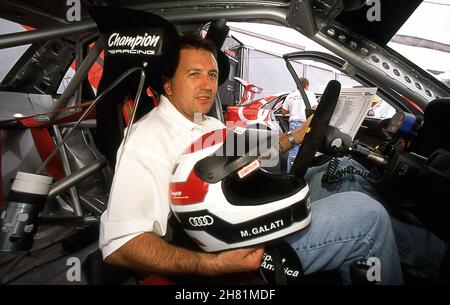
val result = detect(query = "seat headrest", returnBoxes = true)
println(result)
[90,6,180,93]
[409,97,450,157]
[204,20,230,85]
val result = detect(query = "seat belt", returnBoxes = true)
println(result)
[122,88,159,126]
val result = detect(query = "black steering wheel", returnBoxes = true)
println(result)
[290,80,341,178]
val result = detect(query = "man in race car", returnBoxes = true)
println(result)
[99,35,403,284]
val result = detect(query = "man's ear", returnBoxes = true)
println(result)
[163,78,172,96]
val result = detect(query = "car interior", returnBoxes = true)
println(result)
[0,0,449,285]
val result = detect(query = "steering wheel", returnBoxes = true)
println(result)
[290,80,341,178]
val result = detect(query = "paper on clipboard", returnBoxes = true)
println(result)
[329,87,378,139]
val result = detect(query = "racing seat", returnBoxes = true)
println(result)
[94,14,229,169]
[403,97,450,280]
[401,97,450,241]
[91,5,180,168]
[408,97,450,157]
[95,68,158,167]
[85,6,182,285]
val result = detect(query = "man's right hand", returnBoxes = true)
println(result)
[106,232,265,277]
[204,247,265,276]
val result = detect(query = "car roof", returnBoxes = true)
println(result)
[0,0,422,47]
[1,0,448,107]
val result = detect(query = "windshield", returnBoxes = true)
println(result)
[387,0,450,87]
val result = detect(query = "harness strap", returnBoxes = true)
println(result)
[121,96,134,126]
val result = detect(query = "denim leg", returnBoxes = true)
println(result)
[304,157,448,281]
[391,213,448,279]
[284,191,403,284]
[287,121,303,173]
[305,157,380,202]
[287,145,299,173]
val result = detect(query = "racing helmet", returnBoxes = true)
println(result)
[169,126,311,252]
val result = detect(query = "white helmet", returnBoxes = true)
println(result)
[169,126,311,252]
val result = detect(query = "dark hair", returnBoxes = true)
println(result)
[180,35,217,57]
[162,35,218,80]
[299,77,309,89]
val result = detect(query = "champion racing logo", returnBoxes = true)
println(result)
[106,29,163,56]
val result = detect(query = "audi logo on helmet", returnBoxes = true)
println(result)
[188,215,214,227]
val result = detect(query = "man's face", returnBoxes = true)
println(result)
[164,48,219,121]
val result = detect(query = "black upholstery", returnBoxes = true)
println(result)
[205,20,230,86]
[90,6,181,167]
[408,98,450,157]
[401,97,450,241]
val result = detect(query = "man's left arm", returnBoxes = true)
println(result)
[280,108,289,115]
[278,115,313,153]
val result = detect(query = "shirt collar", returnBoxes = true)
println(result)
[158,95,208,131]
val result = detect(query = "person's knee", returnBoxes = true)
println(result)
[347,192,391,234]
[310,191,392,240]
[326,192,389,228]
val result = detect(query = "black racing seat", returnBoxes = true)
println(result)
[402,97,450,242]
[408,97,450,157]
[95,69,158,168]
[90,6,180,168]
[92,10,230,169]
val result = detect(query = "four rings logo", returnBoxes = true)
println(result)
[189,216,214,227]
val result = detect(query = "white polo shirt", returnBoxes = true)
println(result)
[99,95,224,259]
[282,89,318,122]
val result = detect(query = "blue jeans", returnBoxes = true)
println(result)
[285,157,447,284]
[287,121,303,173]
[304,157,379,203]
[284,191,402,284]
